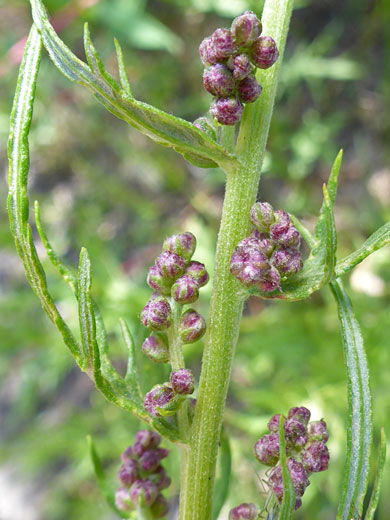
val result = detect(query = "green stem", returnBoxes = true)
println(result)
[178,1,294,518]
[136,505,154,520]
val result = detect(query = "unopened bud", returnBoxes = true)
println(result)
[142,334,170,364]
[250,202,275,231]
[210,97,244,126]
[115,487,133,512]
[288,406,311,425]
[231,11,262,47]
[254,433,280,466]
[251,36,279,69]
[277,225,301,248]
[308,420,329,443]
[199,37,219,67]
[149,466,171,490]
[203,64,236,97]
[229,503,258,520]
[230,242,269,288]
[147,265,173,296]
[284,417,307,441]
[211,28,237,59]
[144,383,184,418]
[193,117,218,141]
[237,74,262,103]
[185,261,209,287]
[171,275,199,304]
[302,441,330,473]
[178,309,206,344]
[271,248,303,275]
[256,266,281,293]
[118,459,140,487]
[268,413,281,432]
[150,494,170,519]
[129,479,158,507]
[155,251,187,280]
[139,449,162,473]
[141,295,172,331]
[133,430,161,453]
[269,210,290,242]
[163,232,196,262]
[170,369,195,395]
[229,54,253,80]
[287,458,310,497]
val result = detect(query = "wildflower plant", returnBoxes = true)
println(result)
[7,1,389,519]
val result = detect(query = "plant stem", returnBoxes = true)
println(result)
[178,1,294,518]
[136,505,154,520]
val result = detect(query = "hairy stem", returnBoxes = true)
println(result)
[178,1,294,518]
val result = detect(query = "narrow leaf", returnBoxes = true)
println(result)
[114,38,132,97]
[119,318,143,401]
[278,415,295,520]
[364,427,387,520]
[29,0,240,172]
[330,279,372,520]
[212,427,232,520]
[335,221,390,278]
[7,25,84,367]
[87,435,131,518]
[327,149,343,205]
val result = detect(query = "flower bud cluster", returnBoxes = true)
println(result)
[230,202,303,293]
[229,503,258,520]
[198,11,279,126]
[254,407,330,510]
[141,232,208,364]
[144,368,195,418]
[115,430,171,518]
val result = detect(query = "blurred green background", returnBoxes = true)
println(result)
[0,0,389,518]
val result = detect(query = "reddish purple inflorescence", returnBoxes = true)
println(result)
[144,383,180,418]
[171,274,200,304]
[178,309,207,344]
[229,502,259,520]
[141,295,172,331]
[230,201,304,294]
[253,407,329,510]
[115,431,171,515]
[142,334,170,364]
[170,369,195,395]
[197,11,279,126]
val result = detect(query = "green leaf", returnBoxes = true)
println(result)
[29,0,240,173]
[7,25,84,368]
[330,279,372,520]
[335,221,390,278]
[278,415,295,520]
[119,318,143,400]
[248,151,341,302]
[87,435,131,518]
[364,427,387,520]
[212,427,232,520]
[114,38,132,97]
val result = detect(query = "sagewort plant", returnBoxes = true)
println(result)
[7,1,388,519]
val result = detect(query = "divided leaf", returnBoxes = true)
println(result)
[331,279,372,520]
[29,0,240,172]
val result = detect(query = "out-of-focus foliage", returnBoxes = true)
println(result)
[0,0,389,519]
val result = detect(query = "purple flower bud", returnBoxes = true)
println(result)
[185,261,209,287]
[288,406,311,425]
[258,237,275,257]
[142,334,170,364]
[237,75,262,103]
[203,64,236,97]
[193,117,218,141]
[256,266,281,293]
[210,97,244,126]
[287,458,310,497]
[149,466,171,490]
[250,202,275,231]
[129,479,158,507]
[271,248,303,276]
[147,265,173,296]
[308,420,329,443]
[144,383,183,418]
[139,449,162,473]
[118,459,140,487]
[121,445,136,462]
[199,36,219,67]
[277,226,301,248]
[178,309,206,344]
[156,447,169,460]
[302,441,330,473]
[115,487,133,512]
[134,430,161,452]
[268,466,284,502]
[254,433,280,466]
[170,369,195,395]
[163,232,196,262]
[171,275,200,304]
[141,296,172,331]
[231,11,262,47]
[211,28,237,59]
[229,503,258,520]
[229,54,253,80]
[230,243,269,288]
[155,251,187,280]
[150,494,170,518]
[269,210,290,241]
[251,36,279,69]
[294,434,308,449]
[294,498,303,510]
[284,418,307,441]
[268,413,281,432]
